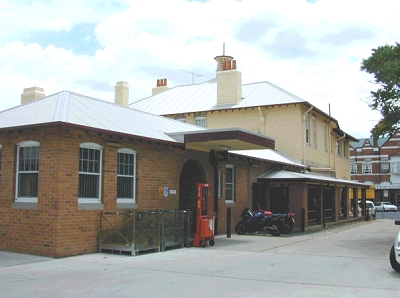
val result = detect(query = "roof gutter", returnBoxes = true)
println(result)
[337,133,346,141]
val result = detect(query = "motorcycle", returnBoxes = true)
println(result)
[264,210,295,234]
[235,207,284,236]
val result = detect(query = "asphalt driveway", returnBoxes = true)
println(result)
[1,219,399,298]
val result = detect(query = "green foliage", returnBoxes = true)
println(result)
[361,42,400,137]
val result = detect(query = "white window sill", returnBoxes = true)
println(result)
[78,203,104,210]
[117,202,138,209]
[12,202,38,210]
[225,201,236,208]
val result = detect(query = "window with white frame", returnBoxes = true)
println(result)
[391,161,400,174]
[337,139,342,156]
[343,140,347,157]
[350,163,357,175]
[305,114,310,144]
[225,165,235,202]
[312,115,317,147]
[117,148,136,202]
[323,122,328,151]
[79,142,102,202]
[381,162,389,173]
[362,161,372,174]
[16,141,40,202]
[195,115,206,128]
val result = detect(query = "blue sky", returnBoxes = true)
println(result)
[23,23,101,56]
[1,0,399,138]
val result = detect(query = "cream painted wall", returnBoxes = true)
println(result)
[168,103,351,179]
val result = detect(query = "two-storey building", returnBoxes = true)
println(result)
[350,130,400,205]
[132,53,367,227]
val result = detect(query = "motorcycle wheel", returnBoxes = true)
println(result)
[282,221,294,234]
[390,245,400,272]
[235,221,246,235]
[269,224,281,236]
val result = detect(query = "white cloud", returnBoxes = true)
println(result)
[0,0,399,138]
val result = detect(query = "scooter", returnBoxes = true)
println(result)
[264,210,295,234]
[235,207,284,236]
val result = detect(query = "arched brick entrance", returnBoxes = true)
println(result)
[179,159,207,234]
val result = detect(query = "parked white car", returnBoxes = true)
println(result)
[390,220,400,272]
[375,202,398,212]
[358,200,376,216]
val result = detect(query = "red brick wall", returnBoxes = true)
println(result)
[0,125,293,257]
[0,127,192,257]
[289,183,307,228]
[217,159,273,234]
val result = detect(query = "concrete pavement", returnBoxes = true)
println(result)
[1,219,400,297]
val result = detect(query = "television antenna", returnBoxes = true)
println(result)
[180,69,203,84]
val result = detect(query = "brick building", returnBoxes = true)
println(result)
[0,87,315,257]
[350,130,400,205]
[0,82,368,258]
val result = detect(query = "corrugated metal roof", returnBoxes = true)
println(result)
[0,90,312,168]
[258,169,368,187]
[0,91,205,143]
[229,149,307,169]
[131,79,305,115]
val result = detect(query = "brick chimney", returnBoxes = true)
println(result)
[115,81,129,107]
[152,78,169,96]
[21,87,45,104]
[215,57,242,105]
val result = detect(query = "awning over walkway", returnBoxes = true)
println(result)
[229,149,308,170]
[168,128,275,152]
[258,169,369,188]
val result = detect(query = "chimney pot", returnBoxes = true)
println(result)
[227,60,231,70]
[216,58,242,105]
[152,77,170,96]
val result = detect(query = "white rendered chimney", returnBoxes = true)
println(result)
[115,81,129,107]
[216,58,242,105]
[21,87,45,104]
[152,78,169,96]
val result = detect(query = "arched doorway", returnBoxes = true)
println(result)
[179,159,207,235]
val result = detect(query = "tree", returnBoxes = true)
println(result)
[361,42,400,138]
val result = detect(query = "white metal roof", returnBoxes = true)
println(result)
[258,169,368,187]
[131,79,305,115]
[229,149,307,169]
[0,90,312,169]
[0,91,205,143]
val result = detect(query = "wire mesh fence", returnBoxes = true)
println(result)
[99,210,191,256]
